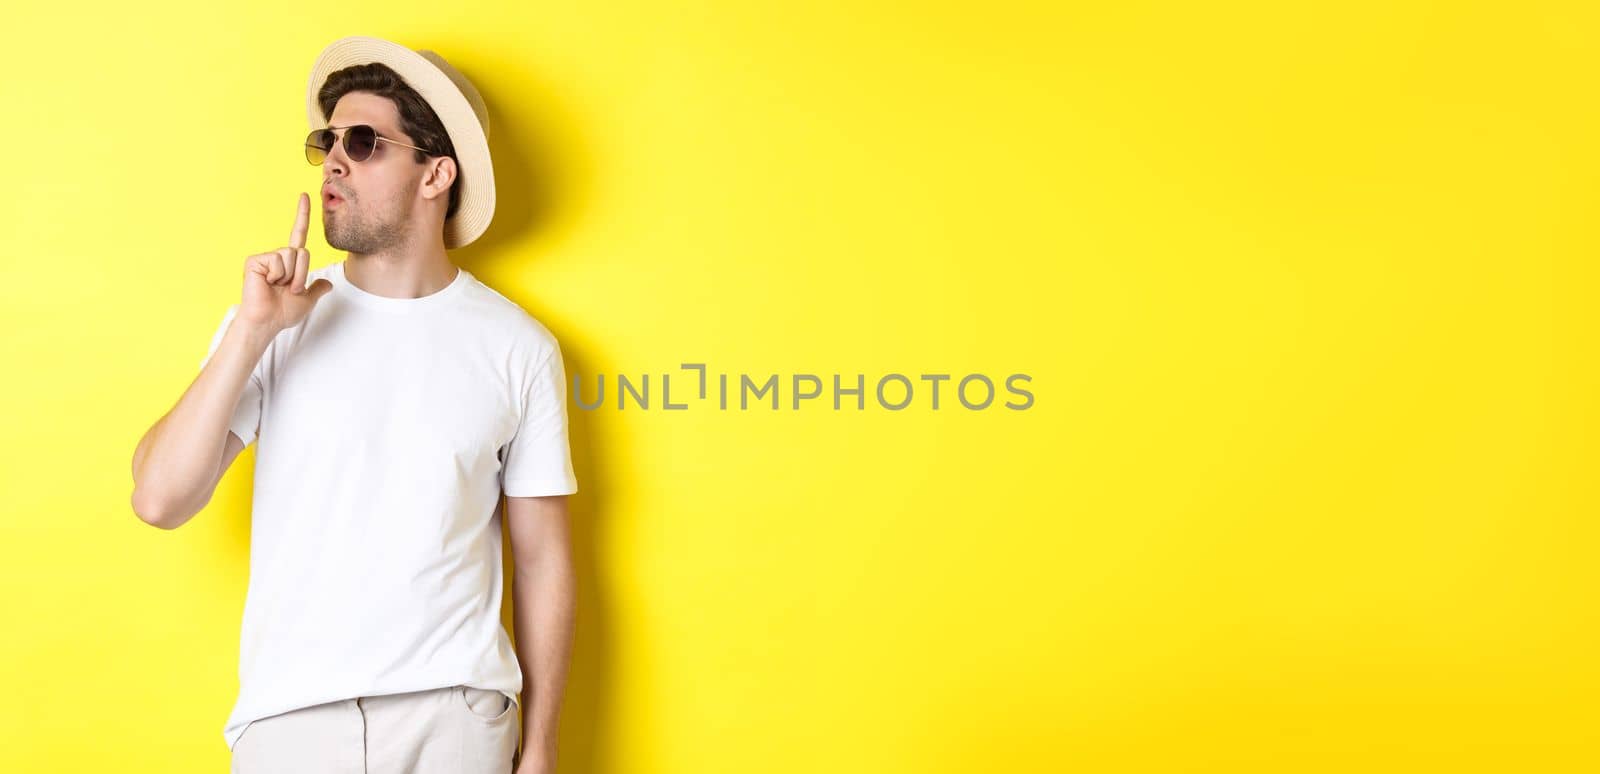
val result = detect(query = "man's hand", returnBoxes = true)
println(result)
[238,192,333,332]
[514,753,554,774]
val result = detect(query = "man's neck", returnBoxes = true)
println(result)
[343,251,459,299]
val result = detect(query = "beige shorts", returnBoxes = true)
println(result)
[230,685,521,774]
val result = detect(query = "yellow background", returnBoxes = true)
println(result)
[2,1,1595,771]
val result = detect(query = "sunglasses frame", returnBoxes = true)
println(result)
[305,124,436,165]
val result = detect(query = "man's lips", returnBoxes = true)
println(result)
[323,188,346,207]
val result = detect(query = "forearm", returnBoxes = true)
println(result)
[131,317,274,527]
[512,546,577,764]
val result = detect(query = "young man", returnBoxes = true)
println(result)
[129,37,576,774]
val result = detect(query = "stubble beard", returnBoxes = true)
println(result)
[325,196,411,254]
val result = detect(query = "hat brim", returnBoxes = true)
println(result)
[307,36,495,249]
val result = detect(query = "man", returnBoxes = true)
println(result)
[129,37,576,774]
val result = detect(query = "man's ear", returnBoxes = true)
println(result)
[422,156,457,203]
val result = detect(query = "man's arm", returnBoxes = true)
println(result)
[507,494,576,773]
[131,317,274,529]
[132,193,333,529]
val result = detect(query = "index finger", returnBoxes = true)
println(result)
[289,192,309,249]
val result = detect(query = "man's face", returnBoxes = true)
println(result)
[319,92,425,253]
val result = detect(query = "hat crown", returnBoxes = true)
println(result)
[415,49,489,141]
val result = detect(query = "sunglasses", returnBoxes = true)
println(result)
[304,124,436,165]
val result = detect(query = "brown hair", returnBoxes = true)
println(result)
[316,62,462,221]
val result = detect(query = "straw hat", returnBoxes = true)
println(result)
[306,36,495,249]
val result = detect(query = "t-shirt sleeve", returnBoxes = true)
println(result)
[500,342,579,497]
[198,304,265,447]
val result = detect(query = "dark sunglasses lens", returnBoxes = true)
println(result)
[305,129,334,165]
[346,125,378,161]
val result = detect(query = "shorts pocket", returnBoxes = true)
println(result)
[458,685,515,723]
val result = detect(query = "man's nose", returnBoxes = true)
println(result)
[323,146,349,177]
[322,134,351,175]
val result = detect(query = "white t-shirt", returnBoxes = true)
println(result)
[198,260,577,751]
